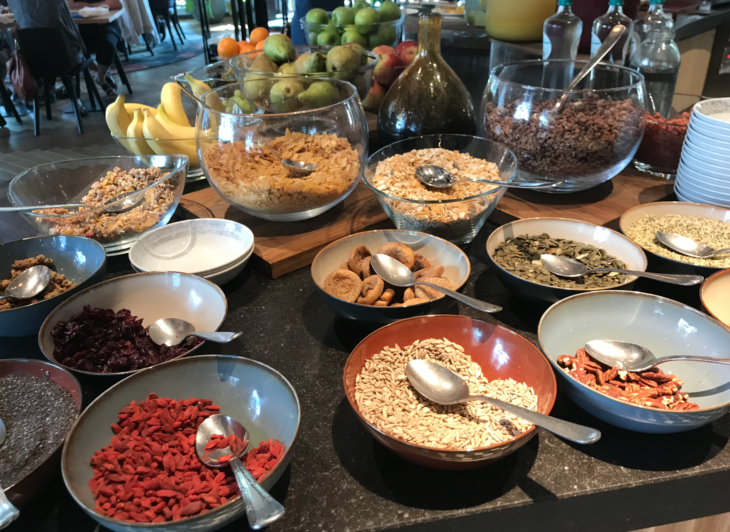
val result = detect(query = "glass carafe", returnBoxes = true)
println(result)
[377,13,476,145]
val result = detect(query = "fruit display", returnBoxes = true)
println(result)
[361,40,416,113]
[300,2,404,52]
[216,27,269,59]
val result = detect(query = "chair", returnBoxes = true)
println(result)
[149,0,180,51]
[170,0,186,43]
[16,27,104,135]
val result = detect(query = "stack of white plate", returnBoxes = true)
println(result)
[676,97,730,207]
[129,219,254,286]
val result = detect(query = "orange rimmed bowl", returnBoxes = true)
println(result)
[343,314,557,470]
[701,268,730,328]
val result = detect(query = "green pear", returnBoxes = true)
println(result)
[243,54,276,101]
[351,75,368,99]
[270,79,305,112]
[278,62,297,74]
[263,34,296,64]
[341,27,367,47]
[326,46,361,80]
[298,81,340,109]
[294,52,326,74]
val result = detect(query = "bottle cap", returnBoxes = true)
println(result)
[557,0,572,5]
[608,0,624,5]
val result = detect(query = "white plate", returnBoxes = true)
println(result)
[692,98,730,129]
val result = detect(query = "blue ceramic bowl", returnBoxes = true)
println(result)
[0,236,106,337]
[538,290,730,433]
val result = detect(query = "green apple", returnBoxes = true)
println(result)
[377,1,401,22]
[368,25,396,48]
[305,7,329,25]
[354,7,380,35]
[317,30,340,46]
[308,31,320,44]
[352,0,370,12]
[332,6,355,26]
[341,27,367,47]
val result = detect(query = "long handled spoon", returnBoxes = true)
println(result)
[0,265,51,302]
[585,340,730,373]
[416,165,563,190]
[148,318,242,347]
[656,232,730,260]
[0,189,145,215]
[0,417,21,529]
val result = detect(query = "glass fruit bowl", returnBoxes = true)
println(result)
[480,59,647,193]
[300,13,405,51]
[8,155,188,255]
[172,59,237,89]
[363,134,517,244]
[229,45,377,101]
[196,75,368,222]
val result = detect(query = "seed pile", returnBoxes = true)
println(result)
[493,233,630,289]
[355,338,537,450]
[0,375,78,487]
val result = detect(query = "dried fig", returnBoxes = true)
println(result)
[379,288,394,305]
[374,300,389,307]
[357,275,385,305]
[403,288,415,301]
[348,245,371,275]
[415,277,454,301]
[361,256,372,278]
[339,261,350,271]
[378,242,415,270]
[324,269,362,303]
[413,254,431,272]
[414,265,445,280]
[402,298,430,306]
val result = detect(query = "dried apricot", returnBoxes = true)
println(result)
[415,265,445,280]
[324,269,362,303]
[378,288,394,305]
[348,245,372,276]
[357,275,385,305]
[415,277,454,300]
[378,242,415,270]
[413,254,431,271]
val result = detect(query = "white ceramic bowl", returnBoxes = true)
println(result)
[38,272,228,376]
[682,137,730,164]
[676,167,730,196]
[538,290,730,433]
[129,219,254,276]
[674,177,730,207]
[132,247,254,286]
[692,98,730,129]
[678,157,730,183]
[486,218,647,304]
[620,201,730,275]
[685,125,730,151]
[689,116,730,140]
[701,269,730,328]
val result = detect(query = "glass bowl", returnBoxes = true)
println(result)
[111,135,200,180]
[480,59,647,193]
[196,75,368,222]
[363,134,517,244]
[633,113,689,179]
[229,45,378,101]
[300,13,405,51]
[8,155,188,255]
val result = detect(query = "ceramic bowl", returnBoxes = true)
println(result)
[686,124,730,149]
[701,269,730,327]
[619,201,730,276]
[538,290,730,433]
[682,136,730,164]
[311,230,471,325]
[132,246,254,286]
[0,236,107,337]
[38,272,227,377]
[344,315,557,469]
[680,151,730,177]
[62,355,299,532]
[129,219,254,276]
[676,163,730,189]
[691,97,730,129]
[688,116,730,140]
[486,218,647,304]
[2,359,82,509]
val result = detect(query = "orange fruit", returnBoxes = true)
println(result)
[255,40,265,50]
[217,37,239,58]
[238,41,255,53]
[249,27,269,46]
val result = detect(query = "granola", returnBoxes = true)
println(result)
[202,131,360,214]
[0,255,76,311]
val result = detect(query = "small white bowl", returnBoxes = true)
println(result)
[692,98,730,129]
[701,269,730,328]
[129,219,254,276]
[204,246,253,286]
[680,150,730,178]
[682,136,730,163]
[677,164,730,192]
[674,175,730,206]
[689,115,730,140]
[685,126,730,151]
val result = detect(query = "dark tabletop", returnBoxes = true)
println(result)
[3,212,730,532]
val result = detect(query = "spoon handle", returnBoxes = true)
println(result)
[191,331,243,343]
[468,178,563,189]
[229,457,285,530]
[709,248,730,258]
[469,394,601,444]
[417,282,502,313]
[0,203,86,212]
[588,268,704,286]
[0,484,20,529]
[655,355,730,366]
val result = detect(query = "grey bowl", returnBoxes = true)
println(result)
[538,290,730,433]
[62,355,300,532]
[0,236,107,337]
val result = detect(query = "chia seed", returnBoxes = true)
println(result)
[0,375,78,488]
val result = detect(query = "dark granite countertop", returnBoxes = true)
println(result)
[3,217,730,532]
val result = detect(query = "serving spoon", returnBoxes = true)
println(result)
[148,318,242,347]
[195,415,285,530]
[0,265,51,302]
[0,190,145,215]
[540,254,704,286]
[0,417,21,529]
[584,340,730,373]
[270,149,318,177]
[370,254,502,313]
[405,360,601,444]
[656,232,730,260]
[415,165,563,189]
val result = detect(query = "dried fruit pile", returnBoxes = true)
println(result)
[89,393,285,523]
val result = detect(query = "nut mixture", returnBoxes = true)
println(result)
[203,131,360,214]
[39,167,176,242]
[0,255,75,311]
[369,148,502,240]
[625,214,730,268]
[558,348,699,411]
[482,95,646,177]
[322,242,453,307]
[355,338,537,450]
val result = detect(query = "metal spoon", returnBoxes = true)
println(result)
[0,190,145,215]
[195,415,285,530]
[405,359,601,444]
[416,165,563,189]
[548,24,627,118]
[370,254,502,313]
[269,149,318,177]
[656,232,730,260]
[0,417,21,529]
[540,254,704,286]
[585,340,730,373]
[0,265,51,302]
[148,318,242,347]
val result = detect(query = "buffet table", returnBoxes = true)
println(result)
[3,210,730,532]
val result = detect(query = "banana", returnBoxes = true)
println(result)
[156,104,196,140]
[184,73,225,112]
[124,103,158,116]
[105,95,133,151]
[160,82,191,127]
[142,110,200,167]
[127,109,156,155]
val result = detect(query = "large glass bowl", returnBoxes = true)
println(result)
[229,45,378,101]
[8,155,188,255]
[196,75,368,222]
[300,13,405,51]
[480,59,647,193]
[111,134,201,181]
[363,134,517,244]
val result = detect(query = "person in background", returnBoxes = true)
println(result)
[292,0,342,45]
[67,0,123,96]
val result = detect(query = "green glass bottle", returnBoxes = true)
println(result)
[377,13,476,144]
